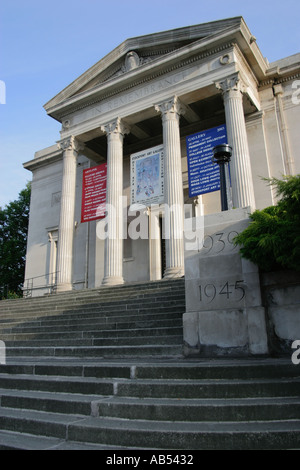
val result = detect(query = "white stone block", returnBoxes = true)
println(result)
[183,208,269,356]
[198,309,248,348]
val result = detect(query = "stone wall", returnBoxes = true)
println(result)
[183,208,268,357]
[183,208,300,358]
[261,270,300,355]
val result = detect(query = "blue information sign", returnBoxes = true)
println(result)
[186,125,228,197]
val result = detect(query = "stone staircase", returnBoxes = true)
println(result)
[0,279,185,360]
[0,278,299,450]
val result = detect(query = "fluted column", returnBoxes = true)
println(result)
[155,96,185,278]
[216,74,256,210]
[101,118,129,286]
[56,136,82,292]
[148,206,162,281]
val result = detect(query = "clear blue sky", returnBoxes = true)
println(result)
[0,0,299,208]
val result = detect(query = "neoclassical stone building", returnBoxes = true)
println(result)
[23,17,300,296]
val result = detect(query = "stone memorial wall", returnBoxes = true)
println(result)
[183,207,269,357]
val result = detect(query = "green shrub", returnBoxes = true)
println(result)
[234,175,300,272]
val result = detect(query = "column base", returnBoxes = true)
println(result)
[163,266,185,279]
[102,276,124,286]
[56,282,73,293]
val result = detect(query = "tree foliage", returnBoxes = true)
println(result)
[234,175,300,272]
[0,183,31,298]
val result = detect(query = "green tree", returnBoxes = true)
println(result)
[0,183,31,298]
[234,175,300,272]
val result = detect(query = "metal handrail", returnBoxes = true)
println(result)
[22,271,60,298]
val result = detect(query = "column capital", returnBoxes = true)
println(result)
[155,96,186,120]
[58,136,84,153]
[215,73,245,97]
[101,117,130,137]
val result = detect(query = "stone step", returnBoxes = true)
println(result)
[114,377,300,399]
[0,407,91,441]
[0,307,184,323]
[94,395,300,422]
[1,277,299,450]
[0,295,186,319]
[0,358,299,450]
[5,334,183,348]
[0,388,299,422]
[0,388,101,415]
[0,430,127,450]
[0,430,67,451]
[66,415,300,450]
[1,357,299,380]
[1,278,185,361]
[5,344,183,359]
[0,362,133,379]
[0,373,114,395]
[2,318,183,336]
[0,308,184,331]
[0,358,300,381]
[0,326,183,343]
[0,405,298,450]
[0,371,299,399]
[0,279,185,309]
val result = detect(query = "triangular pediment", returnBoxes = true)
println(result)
[44,16,256,118]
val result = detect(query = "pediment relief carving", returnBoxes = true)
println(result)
[99,50,171,85]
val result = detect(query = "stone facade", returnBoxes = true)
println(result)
[261,271,300,355]
[23,17,300,297]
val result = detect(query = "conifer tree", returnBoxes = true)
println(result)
[234,175,300,272]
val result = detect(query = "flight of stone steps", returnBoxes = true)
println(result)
[0,279,186,360]
[0,278,299,450]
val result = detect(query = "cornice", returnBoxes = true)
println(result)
[23,148,63,172]
[259,71,300,89]
[259,54,300,89]
[232,43,259,87]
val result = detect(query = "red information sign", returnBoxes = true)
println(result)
[81,163,107,223]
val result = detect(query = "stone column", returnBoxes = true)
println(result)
[148,206,162,281]
[101,118,129,286]
[216,74,256,210]
[155,96,185,279]
[56,136,82,292]
[194,195,204,218]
